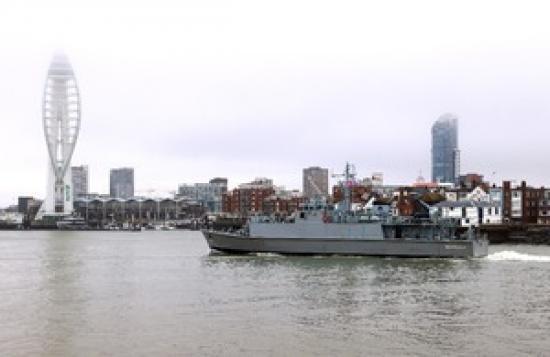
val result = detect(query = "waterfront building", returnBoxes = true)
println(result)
[0,211,24,228]
[37,52,81,218]
[110,168,134,199]
[222,178,275,215]
[302,166,329,199]
[386,185,451,218]
[71,165,89,199]
[445,185,490,203]
[18,196,35,214]
[489,186,503,204]
[73,197,205,227]
[503,181,542,224]
[177,178,228,213]
[436,200,502,226]
[431,113,460,185]
[538,189,550,224]
[262,192,306,216]
[466,186,491,202]
[393,190,428,218]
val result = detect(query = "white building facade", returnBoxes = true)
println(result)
[436,200,502,226]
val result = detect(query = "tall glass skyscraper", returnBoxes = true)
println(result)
[38,52,81,217]
[431,113,460,184]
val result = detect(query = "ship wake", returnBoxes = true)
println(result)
[487,250,550,262]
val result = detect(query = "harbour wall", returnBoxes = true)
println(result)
[481,224,550,244]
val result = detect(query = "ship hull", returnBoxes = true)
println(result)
[202,230,489,258]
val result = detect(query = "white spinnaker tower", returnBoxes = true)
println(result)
[37,52,81,217]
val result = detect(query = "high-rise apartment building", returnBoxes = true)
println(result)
[432,113,460,184]
[71,165,89,199]
[110,168,134,199]
[302,166,329,199]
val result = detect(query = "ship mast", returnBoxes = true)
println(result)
[333,162,356,213]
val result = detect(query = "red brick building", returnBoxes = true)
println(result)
[332,185,371,204]
[222,187,275,215]
[262,195,306,215]
[221,178,277,215]
[458,173,486,190]
[503,181,543,224]
[538,189,550,224]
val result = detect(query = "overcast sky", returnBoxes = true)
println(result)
[1,0,550,206]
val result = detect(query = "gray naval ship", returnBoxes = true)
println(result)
[203,164,489,258]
